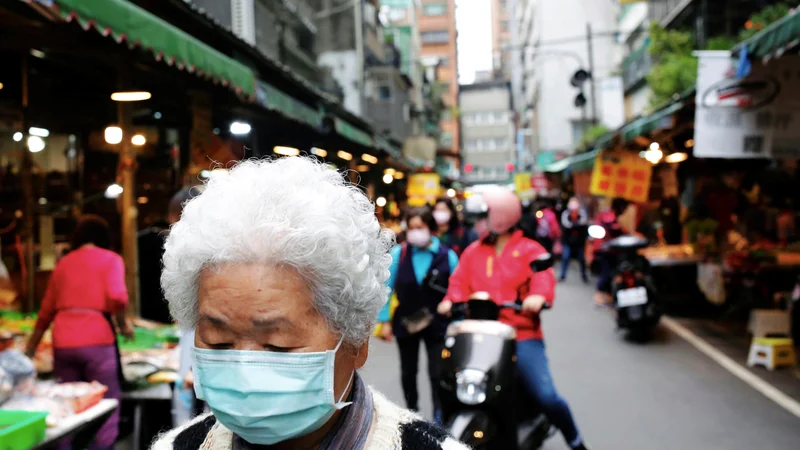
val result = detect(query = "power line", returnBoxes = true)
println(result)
[498,30,627,52]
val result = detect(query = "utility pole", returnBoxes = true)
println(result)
[586,22,598,125]
[354,0,365,115]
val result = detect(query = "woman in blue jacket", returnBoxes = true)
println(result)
[378,207,458,423]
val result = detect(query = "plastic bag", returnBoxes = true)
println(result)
[0,349,36,386]
[0,367,12,405]
[697,263,726,305]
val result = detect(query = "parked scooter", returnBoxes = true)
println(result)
[438,254,555,450]
[589,225,661,339]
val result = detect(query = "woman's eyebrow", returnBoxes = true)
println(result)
[199,313,229,329]
[251,317,294,330]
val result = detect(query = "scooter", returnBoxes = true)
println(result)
[438,254,555,450]
[589,225,661,340]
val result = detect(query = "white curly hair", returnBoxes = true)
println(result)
[161,157,395,345]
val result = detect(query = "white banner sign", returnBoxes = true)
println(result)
[694,51,800,159]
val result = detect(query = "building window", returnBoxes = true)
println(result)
[441,108,453,121]
[422,3,448,16]
[437,55,450,67]
[501,20,509,32]
[387,7,407,22]
[378,85,392,100]
[421,30,450,44]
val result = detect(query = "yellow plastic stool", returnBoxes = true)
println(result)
[747,338,796,371]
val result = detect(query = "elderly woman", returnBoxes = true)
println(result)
[152,157,468,450]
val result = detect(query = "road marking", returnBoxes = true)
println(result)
[662,316,800,419]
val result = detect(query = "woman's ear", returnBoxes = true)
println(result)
[354,339,369,370]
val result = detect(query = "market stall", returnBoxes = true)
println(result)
[0,311,182,448]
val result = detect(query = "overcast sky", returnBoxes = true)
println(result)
[456,0,493,85]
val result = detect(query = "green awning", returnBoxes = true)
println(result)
[620,101,684,142]
[256,81,323,128]
[732,9,800,59]
[375,136,402,160]
[544,150,599,173]
[334,118,374,148]
[49,0,256,96]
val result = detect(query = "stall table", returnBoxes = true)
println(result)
[123,382,174,450]
[30,399,118,449]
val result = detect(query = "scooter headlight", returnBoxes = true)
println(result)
[455,369,488,405]
[588,224,606,239]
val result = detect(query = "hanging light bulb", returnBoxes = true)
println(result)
[105,127,123,145]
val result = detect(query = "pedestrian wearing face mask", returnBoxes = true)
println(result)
[560,197,589,283]
[433,198,478,256]
[377,208,459,424]
[153,159,469,450]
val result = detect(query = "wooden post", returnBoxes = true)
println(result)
[19,55,36,313]
[117,96,140,316]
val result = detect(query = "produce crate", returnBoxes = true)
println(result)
[0,410,48,450]
[118,327,179,351]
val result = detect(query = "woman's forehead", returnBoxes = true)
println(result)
[197,264,315,321]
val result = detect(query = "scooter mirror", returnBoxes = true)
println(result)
[530,253,554,272]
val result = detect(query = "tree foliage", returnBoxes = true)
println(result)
[739,3,791,41]
[581,124,610,148]
[646,22,698,108]
[645,3,792,108]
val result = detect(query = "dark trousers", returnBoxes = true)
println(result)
[517,339,582,447]
[596,252,614,293]
[396,326,444,413]
[53,345,121,450]
[560,244,587,281]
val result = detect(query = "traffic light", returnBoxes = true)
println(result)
[505,162,515,172]
[570,69,592,87]
[464,163,474,173]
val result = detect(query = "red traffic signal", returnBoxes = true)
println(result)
[464,163,474,173]
[505,162,515,172]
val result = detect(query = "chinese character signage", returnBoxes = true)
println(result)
[589,151,652,203]
[407,173,441,206]
[694,51,800,159]
[514,173,534,201]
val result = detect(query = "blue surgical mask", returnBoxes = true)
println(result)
[193,338,353,445]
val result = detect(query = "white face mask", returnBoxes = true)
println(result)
[433,210,452,226]
[406,229,431,248]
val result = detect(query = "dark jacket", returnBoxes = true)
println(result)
[561,209,589,247]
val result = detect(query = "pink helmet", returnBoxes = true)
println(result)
[482,189,522,234]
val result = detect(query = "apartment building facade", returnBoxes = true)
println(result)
[460,81,515,184]
[491,0,512,80]
[418,0,460,156]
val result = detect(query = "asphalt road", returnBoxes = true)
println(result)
[360,269,800,450]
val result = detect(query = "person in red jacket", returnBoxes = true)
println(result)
[437,189,588,450]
